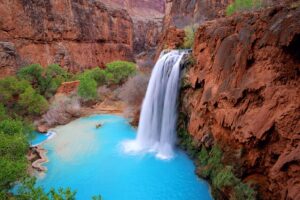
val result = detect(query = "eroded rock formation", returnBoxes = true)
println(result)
[164,0,233,28]
[0,0,134,75]
[179,4,300,199]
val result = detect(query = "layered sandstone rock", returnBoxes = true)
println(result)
[56,81,80,95]
[164,0,233,28]
[179,4,300,199]
[0,0,134,75]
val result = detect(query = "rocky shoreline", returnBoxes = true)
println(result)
[28,146,48,172]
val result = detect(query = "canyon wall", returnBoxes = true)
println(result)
[0,0,134,77]
[164,0,233,28]
[0,0,165,77]
[179,4,300,200]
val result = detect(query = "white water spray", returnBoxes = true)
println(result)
[123,50,188,159]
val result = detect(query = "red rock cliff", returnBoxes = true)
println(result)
[179,4,300,200]
[0,0,134,77]
[164,0,233,28]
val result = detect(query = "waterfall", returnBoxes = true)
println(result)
[123,50,188,159]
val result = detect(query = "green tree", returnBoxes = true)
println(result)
[78,75,98,100]
[16,178,77,200]
[0,119,24,135]
[44,64,70,98]
[18,64,70,97]
[105,61,136,84]
[0,104,7,120]
[182,25,197,49]
[79,68,107,86]
[17,64,45,93]
[0,129,28,196]
[0,77,31,103]
[18,87,49,115]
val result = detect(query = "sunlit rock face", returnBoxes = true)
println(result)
[0,0,134,74]
[0,0,166,75]
[179,4,300,200]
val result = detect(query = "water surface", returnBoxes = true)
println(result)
[37,115,212,200]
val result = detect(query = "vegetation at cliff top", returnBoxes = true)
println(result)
[178,128,256,200]
[182,25,197,49]
[226,0,262,16]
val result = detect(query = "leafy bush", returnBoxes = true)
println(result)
[226,0,262,16]
[198,146,209,166]
[231,182,256,200]
[16,178,77,200]
[78,67,107,86]
[105,61,136,84]
[0,77,31,103]
[44,64,70,97]
[17,64,70,97]
[78,75,98,100]
[213,166,236,189]
[182,25,197,49]
[0,120,28,195]
[18,87,49,115]
[0,119,24,136]
[0,77,48,116]
[0,104,6,120]
[119,73,149,106]
[17,64,44,92]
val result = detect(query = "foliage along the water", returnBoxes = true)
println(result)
[177,127,256,200]
[0,64,102,199]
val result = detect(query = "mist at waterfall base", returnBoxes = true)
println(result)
[123,50,186,159]
[37,115,212,200]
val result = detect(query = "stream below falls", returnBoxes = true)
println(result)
[36,114,212,200]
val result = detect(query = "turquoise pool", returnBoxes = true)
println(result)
[37,115,212,200]
[30,131,55,147]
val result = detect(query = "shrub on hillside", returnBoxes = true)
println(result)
[0,77,48,116]
[182,25,197,49]
[78,67,107,86]
[105,61,136,84]
[0,118,29,197]
[0,77,31,103]
[44,64,70,97]
[226,0,262,16]
[17,64,44,91]
[0,119,24,136]
[0,104,6,121]
[119,73,149,106]
[78,75,98,100]
[18,87,49,115]
[17,64,70,97]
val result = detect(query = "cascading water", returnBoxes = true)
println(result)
[123,50,188,159]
